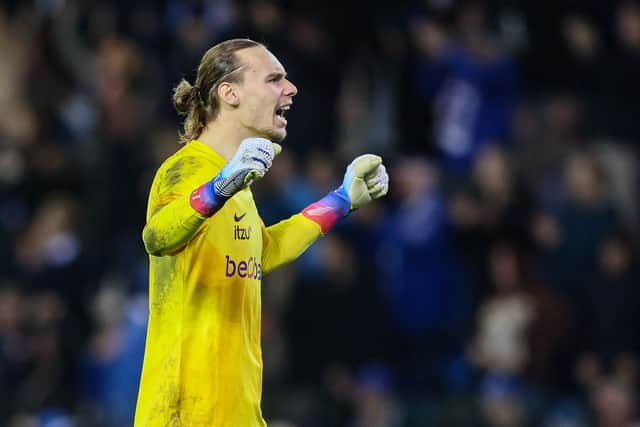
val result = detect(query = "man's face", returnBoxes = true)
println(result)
[234,47,297,142]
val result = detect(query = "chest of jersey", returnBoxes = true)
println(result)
[195,187,263,282]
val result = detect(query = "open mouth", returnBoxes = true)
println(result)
[275,104,291,124]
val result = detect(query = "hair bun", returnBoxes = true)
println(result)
[172,79,195,115]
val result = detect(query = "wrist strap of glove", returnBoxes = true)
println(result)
[190,181,225,217]
[301,188,350,233]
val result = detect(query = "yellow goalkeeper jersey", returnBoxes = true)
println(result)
[135,139,321,427]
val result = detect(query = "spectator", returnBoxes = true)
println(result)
[411,2,517,173]
[533,150,620,299]
[469,241,571,388]
[377,157,469,394]
[576,229,640,390]
[589,379,640,427]
[449,144,534,301]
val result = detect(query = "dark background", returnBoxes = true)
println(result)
[0,0,639,426]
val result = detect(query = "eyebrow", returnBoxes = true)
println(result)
[265,71,287,80]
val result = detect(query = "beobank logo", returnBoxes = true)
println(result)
[225,255,262,280]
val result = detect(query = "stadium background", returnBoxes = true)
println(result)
[0,0,639,426]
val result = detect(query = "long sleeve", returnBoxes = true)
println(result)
[261,213,322,275]
[142,195,208,256]
[142,150,222,257]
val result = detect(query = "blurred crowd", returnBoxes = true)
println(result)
[0,0,639,426]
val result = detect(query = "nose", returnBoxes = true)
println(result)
[284,78,297,97]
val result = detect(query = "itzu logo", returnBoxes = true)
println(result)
[225,255,262,280]
[234,225,252,240]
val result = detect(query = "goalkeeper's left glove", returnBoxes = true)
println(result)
[302,154,389,233]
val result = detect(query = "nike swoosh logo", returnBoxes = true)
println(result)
[234,212,247,222]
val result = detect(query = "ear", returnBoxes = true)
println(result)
[217,82,240,107]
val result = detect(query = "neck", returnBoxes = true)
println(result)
[197,121,240,161]
[197,112,262,161]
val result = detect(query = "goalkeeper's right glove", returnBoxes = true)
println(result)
[190,137,281,216]
[302,154,389,233]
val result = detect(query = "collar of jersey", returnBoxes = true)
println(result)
[187,139,226,170]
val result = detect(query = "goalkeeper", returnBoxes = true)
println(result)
[134,38,389,427]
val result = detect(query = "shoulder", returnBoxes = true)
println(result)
[155,144,220,191]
